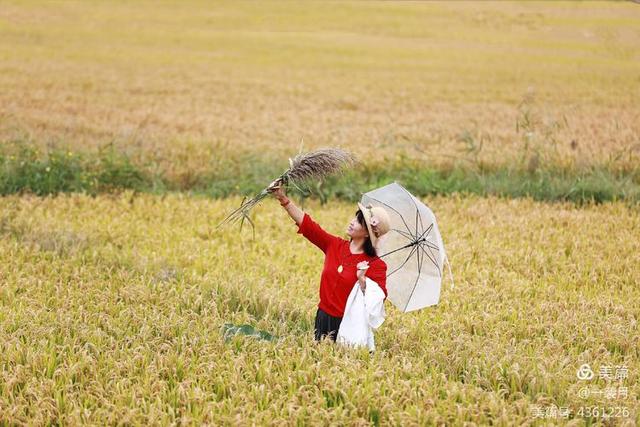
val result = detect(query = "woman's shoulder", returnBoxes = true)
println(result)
[369,256,387,270]
[335,237,350,248]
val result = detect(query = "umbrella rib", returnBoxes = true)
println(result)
[392,228,414,242]
[379,224,433,261]
[404,243,423,312]
[424,240,439,251]
[386,245,418,279]
[416,223,433,242]
[409,223,433,247]
[425,243,442,276]
[378,240,417,260]
[399,185,424,238]
[364,196,414,236]
[417,226,440,264]
[418,243,441,276]
[415,206,419,241]
[414,226,441,263]
[417,202,425,240]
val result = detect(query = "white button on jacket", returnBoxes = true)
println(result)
[337,277,386,351]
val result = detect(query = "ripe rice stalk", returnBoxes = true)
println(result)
[216,148,357,230]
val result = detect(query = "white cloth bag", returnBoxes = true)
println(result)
[337,277,386,351]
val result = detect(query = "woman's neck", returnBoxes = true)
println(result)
[350,238,365,254]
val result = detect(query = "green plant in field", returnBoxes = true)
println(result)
[2,138,639,205]
[93,144,148,192]
[0,140,152,196]
[515,91,567,174]
[222,323,277,342]
[456,125,487,168]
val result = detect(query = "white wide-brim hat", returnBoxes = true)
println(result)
[357,202,391,249]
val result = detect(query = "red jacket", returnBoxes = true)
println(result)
[297,213,387,318]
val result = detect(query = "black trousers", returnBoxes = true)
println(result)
[314,308,343,342]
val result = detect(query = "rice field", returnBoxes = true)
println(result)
[2,0,640,425]
[0,194,638,424]
[1,1,639,177]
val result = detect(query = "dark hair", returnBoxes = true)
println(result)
[355,209,377,257]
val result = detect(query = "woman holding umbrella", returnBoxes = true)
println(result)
[268,183,391,342]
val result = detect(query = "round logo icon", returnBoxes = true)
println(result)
[576,363,594,380]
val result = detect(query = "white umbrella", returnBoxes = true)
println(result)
[361,182,453,312]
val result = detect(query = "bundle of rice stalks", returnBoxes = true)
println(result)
[216,148,357,231]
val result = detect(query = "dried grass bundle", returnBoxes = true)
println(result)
[216,148,357,230]
[282,148,357,186]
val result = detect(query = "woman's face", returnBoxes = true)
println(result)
[346,211,369,239]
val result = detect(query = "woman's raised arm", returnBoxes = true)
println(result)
[269,182,338,252]
[268,181,304,226]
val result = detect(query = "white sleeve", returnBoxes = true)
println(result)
[364,277,386,329]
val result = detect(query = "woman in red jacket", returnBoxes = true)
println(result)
[269,183,390,342]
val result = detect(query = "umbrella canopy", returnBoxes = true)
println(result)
[361,182,451,313]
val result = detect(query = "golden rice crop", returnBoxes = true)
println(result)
[1,1,639,424]
[1,1,639,180]
[0,193,638,424]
